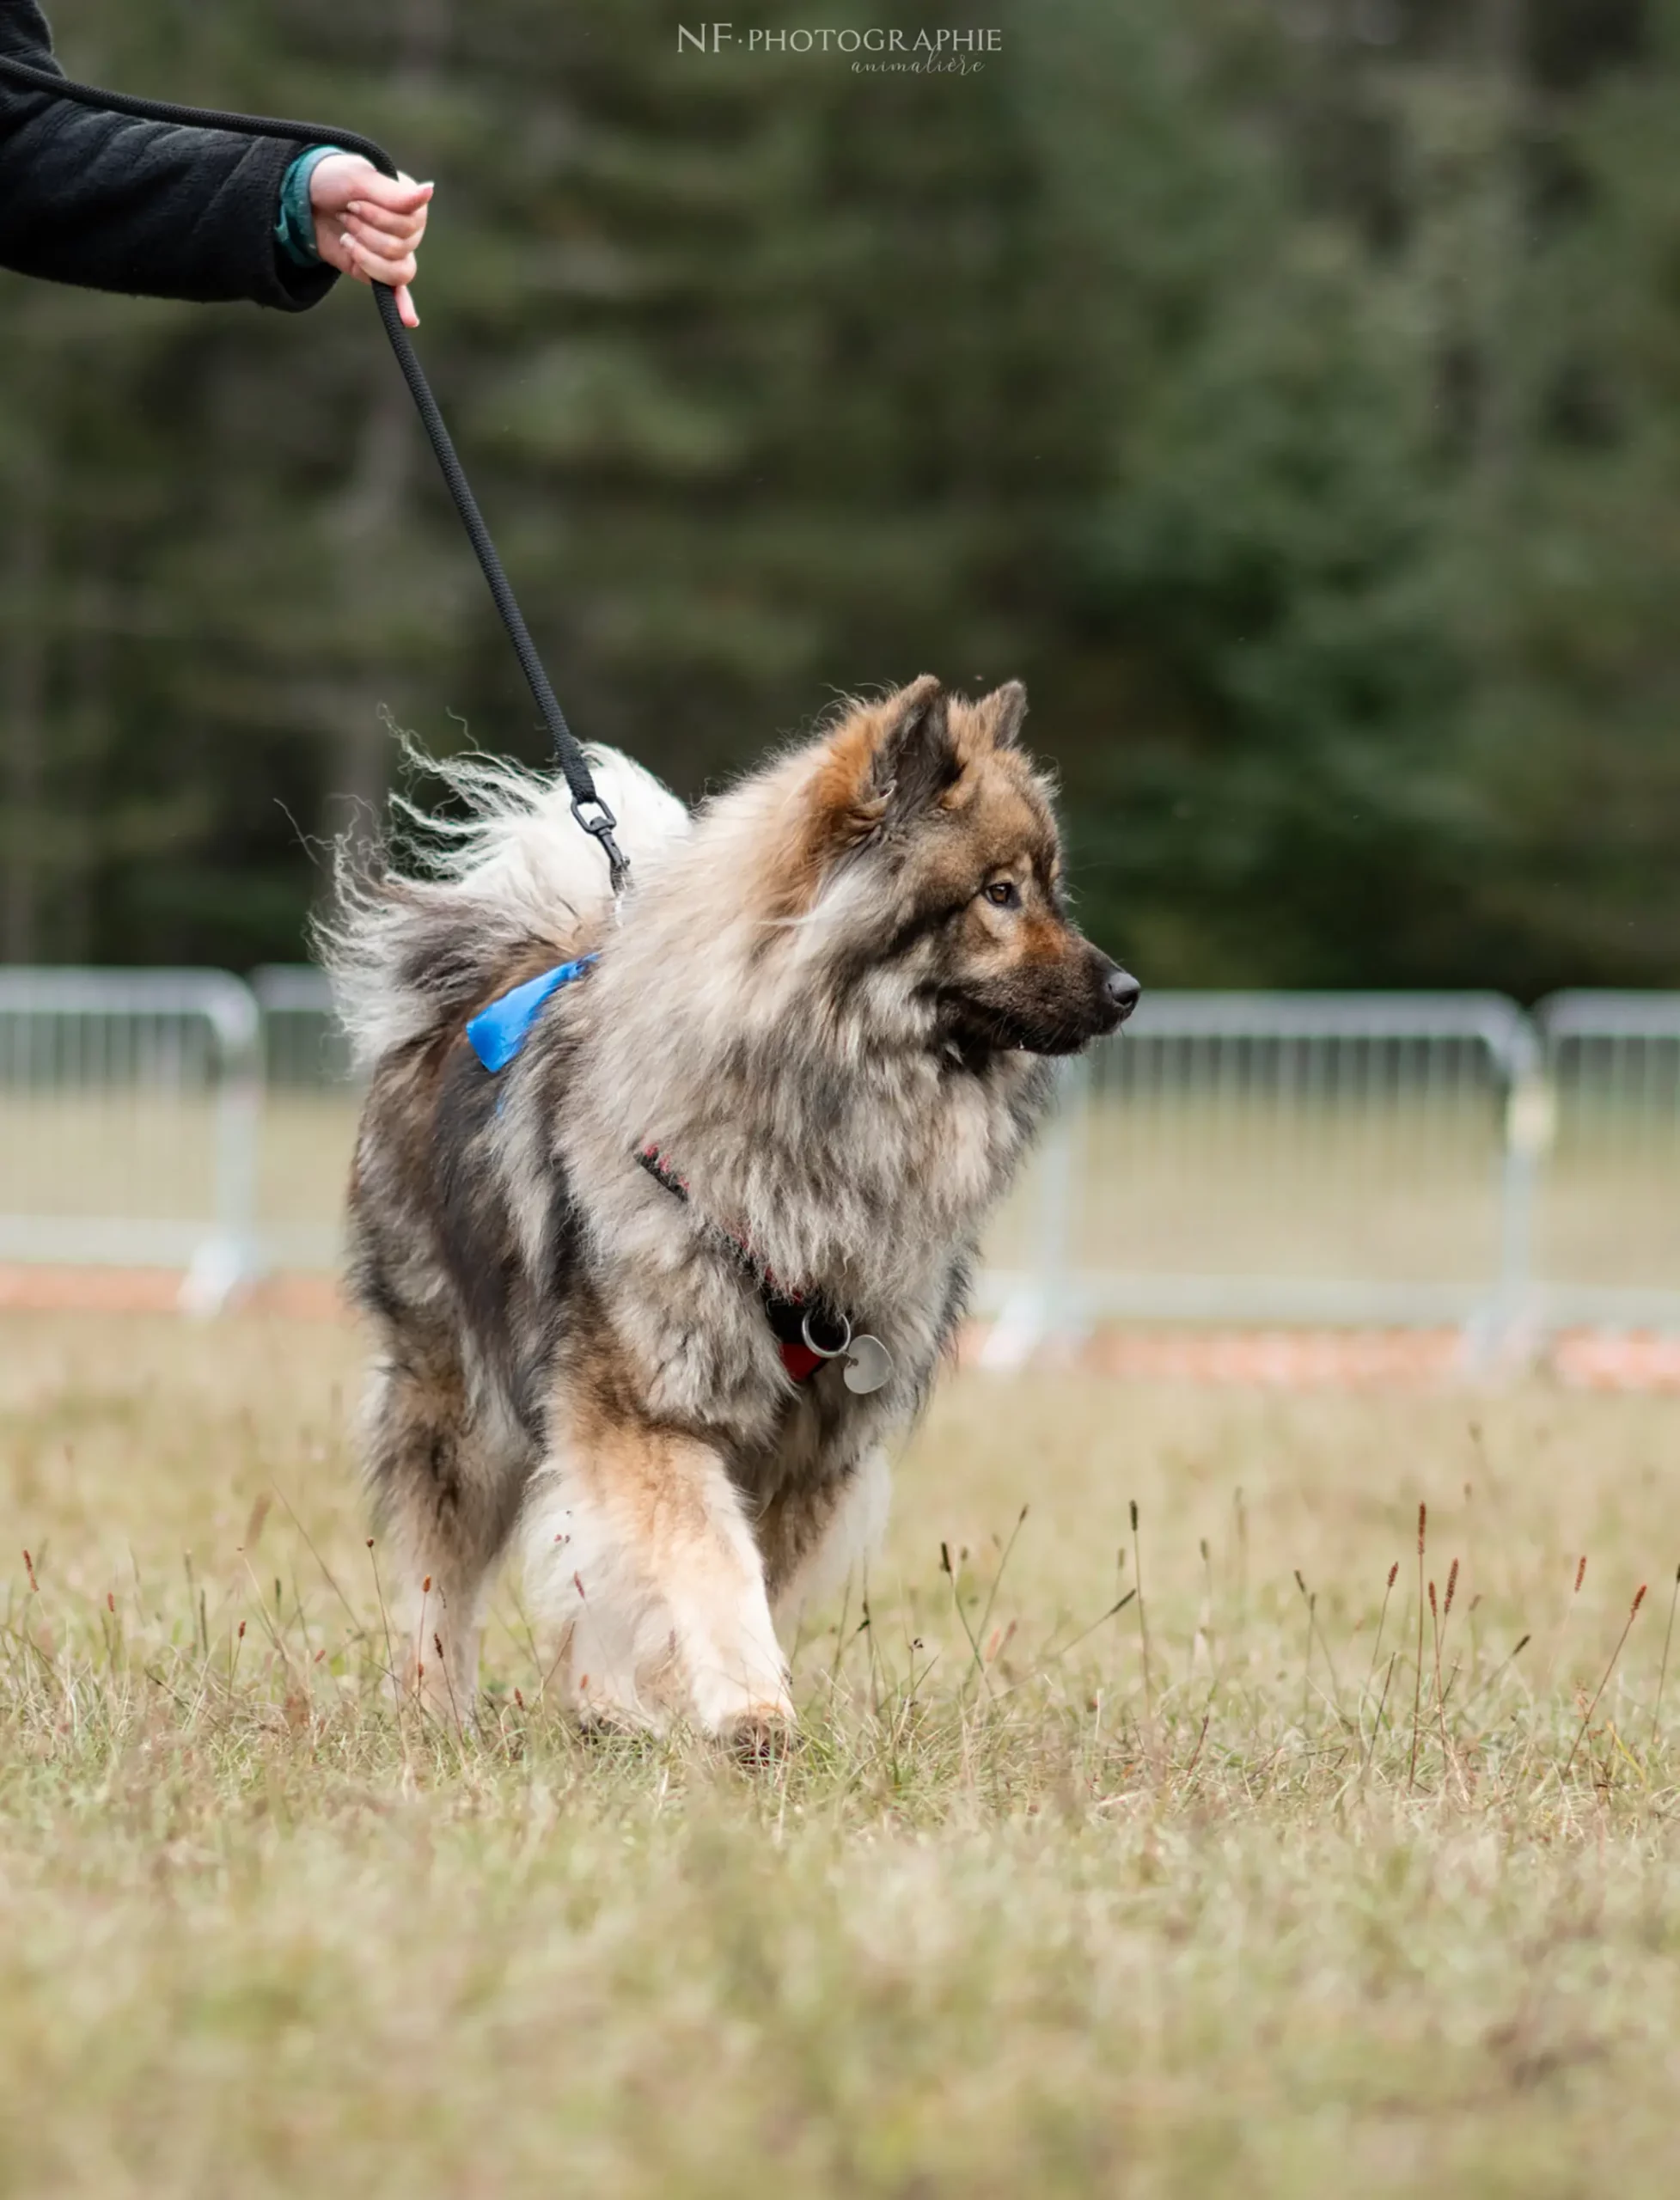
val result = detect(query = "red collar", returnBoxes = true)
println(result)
[637,1144,841,1384]
[777,1334,826,1384]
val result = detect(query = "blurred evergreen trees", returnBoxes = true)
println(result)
[0,0,1674,990]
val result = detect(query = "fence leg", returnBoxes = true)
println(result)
[180,981,264,1314]
[980,1056,1089,1371]
[1466,1062,1552,1377]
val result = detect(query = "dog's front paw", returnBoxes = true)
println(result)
[720,1704,799,1767]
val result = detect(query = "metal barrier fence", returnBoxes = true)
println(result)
[1,968,1677,1340]
[980,993,1543,1361]
[0,969,260,1308]
[251,965,356,1273]
[1535,992,1680,1333]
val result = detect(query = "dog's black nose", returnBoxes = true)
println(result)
[1105,968,1141,1021]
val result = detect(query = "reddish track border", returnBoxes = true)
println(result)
[3,1265,1679,1392]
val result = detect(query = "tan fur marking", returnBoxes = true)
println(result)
[549,1375,791,1734]
[1017,913,1072,967]
[783,675,947,913]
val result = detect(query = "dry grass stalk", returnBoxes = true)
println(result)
[1131,1499,1152,1735]
[1543,1553,1589,1696]
[1561,1584,1648,1783]
[1409,1502,1426,1791]
[1649,1563,1680,1758]
[1367,1559,1399,1695]
[1360,1650,1400,1778]
[1460,1631,1531,1718]
[1432,1558,1466,1799]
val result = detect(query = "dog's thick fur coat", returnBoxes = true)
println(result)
[323,679,1129,1739]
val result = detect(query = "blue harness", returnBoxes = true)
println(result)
[466,955,597,1072]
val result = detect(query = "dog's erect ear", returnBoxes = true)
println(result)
[798,676,958,896]
[870,674,957,815]
[974,680,1028,750]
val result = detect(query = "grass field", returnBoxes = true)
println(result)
[4,1314,1680,2197]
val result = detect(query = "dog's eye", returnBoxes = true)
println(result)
[984,880,1021,910]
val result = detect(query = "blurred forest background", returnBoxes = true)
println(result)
[1,0,1676,992]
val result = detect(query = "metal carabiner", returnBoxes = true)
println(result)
[571,794,631,902]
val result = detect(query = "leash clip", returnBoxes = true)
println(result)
[571,794,632,900]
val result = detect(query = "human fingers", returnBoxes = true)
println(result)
[345,234,419,293]
[339,236,421,326]
[343,214,423,277]
[344,196,429,248]
[346,169,434,218]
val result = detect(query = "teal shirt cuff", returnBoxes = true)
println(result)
[274,146,343,268]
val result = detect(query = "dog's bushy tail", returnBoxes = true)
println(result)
[315,742,690,1074]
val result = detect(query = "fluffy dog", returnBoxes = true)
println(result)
[321,676,1135,1741]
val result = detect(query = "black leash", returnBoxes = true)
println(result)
[0,54,629,893]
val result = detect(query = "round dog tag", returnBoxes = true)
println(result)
[842,1334,894,1395]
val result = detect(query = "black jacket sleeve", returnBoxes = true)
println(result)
[0,1,337,310]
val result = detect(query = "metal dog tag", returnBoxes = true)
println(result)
[843,1334,894,1395]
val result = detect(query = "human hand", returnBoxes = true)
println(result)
[308,156,433,328]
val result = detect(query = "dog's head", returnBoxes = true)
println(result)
[788,675,1137,1060]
